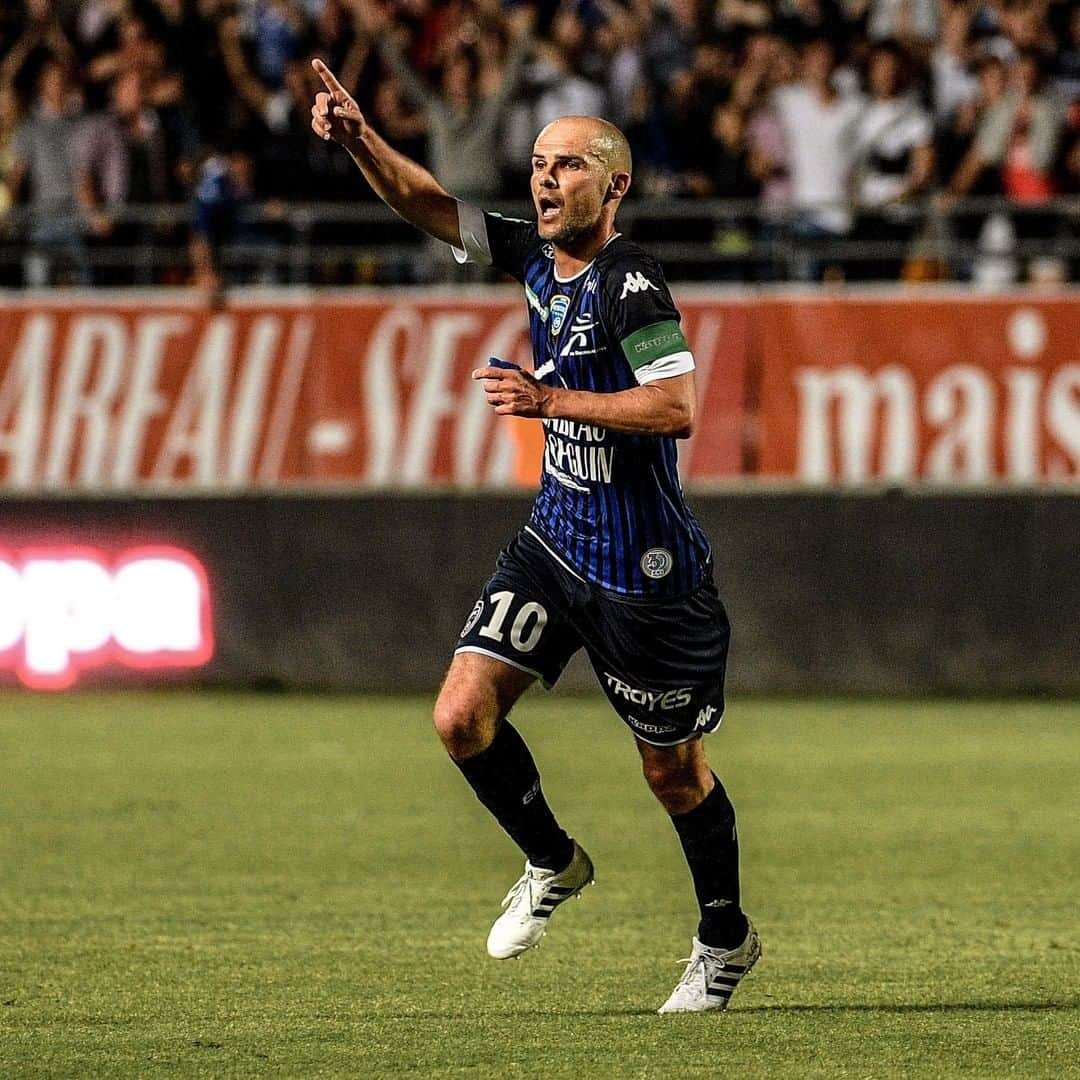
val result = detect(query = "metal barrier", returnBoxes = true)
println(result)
[1,196,1077,285]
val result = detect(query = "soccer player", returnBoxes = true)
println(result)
[311,58,760,1013]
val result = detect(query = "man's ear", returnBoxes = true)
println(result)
[604,172,631,203]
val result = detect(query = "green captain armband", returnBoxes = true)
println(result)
[620,320,690,371]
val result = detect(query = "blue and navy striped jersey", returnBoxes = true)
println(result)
[455,205,712,597]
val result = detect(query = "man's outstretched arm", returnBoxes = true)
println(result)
[310,58,460,248]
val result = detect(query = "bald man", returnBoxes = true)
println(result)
[312,60,760,1014]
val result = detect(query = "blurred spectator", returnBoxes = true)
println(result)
[80,69,170,210]
[370,74,428,164]
[1052,5,1080,105]
[590,4,647,132]
[189,142,283,292]
[367,0,534,201]
[705,95,760,198]
[867,0,938,49]
[770,37,863,278]
[360,0,536,278]
[850,41,933,277]
[0,0,1078,287]
[531,34,608,132]
[717,0,773,33]
[152,0,232,168]
[661,38,732,190]
[943,49,1068,283]
[931,2,978,123]
[251,0,306,90]
[936,55,1007,185]
[773,0,846,44]
[945,50,1066,203]
[2,0,75,94]
[83,11,182,111]
[644,0,700,88]
[6,54,92,285]
[218,12,366,201]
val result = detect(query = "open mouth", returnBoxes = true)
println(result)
[538,195,562,221]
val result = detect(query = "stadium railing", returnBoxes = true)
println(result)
[0,195,1077,286]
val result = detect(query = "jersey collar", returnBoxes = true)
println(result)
[552,232,621,284]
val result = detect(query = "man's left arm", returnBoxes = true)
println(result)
[472,366,696,439]
[474,253,697,438]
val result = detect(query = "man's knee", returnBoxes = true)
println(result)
[432,691,498,760]
[433,652,535,760]
[640,744,713,814]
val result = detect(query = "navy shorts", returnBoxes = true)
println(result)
[455,528,730,747]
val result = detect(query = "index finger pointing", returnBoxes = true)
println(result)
[312,58,347,98]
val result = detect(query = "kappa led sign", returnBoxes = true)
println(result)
[0,546,214,689]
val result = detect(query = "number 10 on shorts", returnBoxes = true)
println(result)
[474,591,548,653]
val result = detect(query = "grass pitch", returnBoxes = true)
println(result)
[0,693,1077,1078]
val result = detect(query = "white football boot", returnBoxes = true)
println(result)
[486,841,594,959]
[657,922,761,1013]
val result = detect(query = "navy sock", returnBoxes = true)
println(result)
[670,773,749,950]
[453,721,574,871]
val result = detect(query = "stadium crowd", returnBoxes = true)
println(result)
[1,0,1078,285]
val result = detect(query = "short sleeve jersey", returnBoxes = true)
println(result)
[454,203,711,597]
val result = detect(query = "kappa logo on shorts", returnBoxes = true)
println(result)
[460,600,484,638]
[640,548,673,580]
[695,705,719,730]
[626,717,679,737]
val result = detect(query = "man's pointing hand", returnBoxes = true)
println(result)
[310,58,365,147]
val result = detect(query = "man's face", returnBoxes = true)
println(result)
[112,70,143,116]
[38,62,66,106]
[530,122,610,246]
[802,41,833,85]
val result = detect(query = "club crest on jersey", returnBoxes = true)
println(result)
[640,547,673,579]
[550,295,571,336]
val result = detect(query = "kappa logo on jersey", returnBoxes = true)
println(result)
[585,274,598,293]
[560,314,598,357]
[550,295,571,336]
[619,271,658,300]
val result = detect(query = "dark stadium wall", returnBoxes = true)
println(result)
[0,493,1076,695]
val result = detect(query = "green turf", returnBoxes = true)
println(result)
[0,693,1077,1078]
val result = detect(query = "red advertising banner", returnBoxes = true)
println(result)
[757,296,1080,484]
[3,290,1078,489]
[0,290,749,491]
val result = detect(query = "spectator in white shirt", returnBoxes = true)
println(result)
[770,37,863,277]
